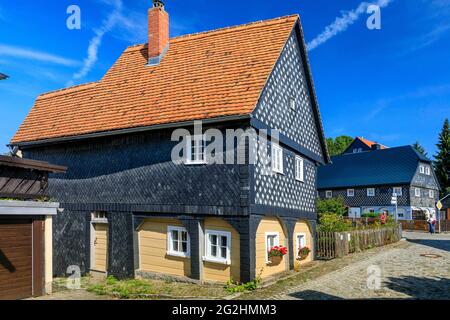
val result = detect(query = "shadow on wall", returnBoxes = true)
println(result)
[406,239,450,253]
[385,276,450,300]
[288,290,344,300]
[0,250,16,273]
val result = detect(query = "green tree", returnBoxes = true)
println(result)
[326,136,353,156]
[434,119,450,196]
[412,141,427,157]
[317,196,347,217]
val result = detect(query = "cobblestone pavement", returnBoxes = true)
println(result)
[32,289,112,300]
[272,232,450,300]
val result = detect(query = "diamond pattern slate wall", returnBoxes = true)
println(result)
[252,31,323,161]
[253,139,317,214]
[318,186,410,207]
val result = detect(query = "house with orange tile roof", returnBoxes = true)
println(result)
[10,1,329,283]
[343,136,388,154]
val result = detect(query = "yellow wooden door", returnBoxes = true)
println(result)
[93,224,109,272]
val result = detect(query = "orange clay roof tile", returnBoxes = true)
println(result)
[12,15,298,144]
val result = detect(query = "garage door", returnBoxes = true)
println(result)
[0,220,33,300]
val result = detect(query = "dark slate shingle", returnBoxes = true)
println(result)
[318,145,432,189]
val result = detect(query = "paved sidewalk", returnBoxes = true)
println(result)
[272,232,450,300]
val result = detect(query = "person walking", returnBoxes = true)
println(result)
[427,212,436,234]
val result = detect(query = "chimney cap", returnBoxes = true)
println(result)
[153,0,164,8]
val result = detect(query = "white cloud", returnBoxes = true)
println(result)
[307,0,393,51]
[69,0,123,84]
[0,44,79,66]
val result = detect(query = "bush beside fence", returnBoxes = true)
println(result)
[316,224,402,260]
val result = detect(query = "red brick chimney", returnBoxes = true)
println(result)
[148,0,169,65]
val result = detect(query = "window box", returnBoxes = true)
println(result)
[297,247,311,261]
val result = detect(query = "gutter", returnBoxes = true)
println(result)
[11,114,251,148]
[0,200,60,216]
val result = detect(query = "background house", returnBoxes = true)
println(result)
[318,145,440,220]
[10,2,329,283]
[342,137,387,154]
[0,73,9,80]
[440,194,450,220]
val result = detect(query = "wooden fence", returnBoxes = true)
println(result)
[316,224,403,260]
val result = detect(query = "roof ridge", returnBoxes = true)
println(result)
[124,14,299,53]
[37,82,98,100]
[171,14,299,42]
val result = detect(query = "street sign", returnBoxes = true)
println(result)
[436,201,443,211]
[391,196,398,205]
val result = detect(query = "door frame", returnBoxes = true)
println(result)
[90,213,109,273]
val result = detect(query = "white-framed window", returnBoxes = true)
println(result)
[290,97,296,110]
[91,211,107,222]
[296,233,307,258]
[425,167,431,175]
[265,232,280,263]
[393,187,402,197]
[325,190,333,199]
[347,189,355,197]
[353,148,363,153]
[415,187,421,197]
[186,135,206,165]
[295,156,304,182]
[271,144,284,174]
[204,230,231,265]
[429,190,435,199]
[419,165,425,174]
[167,226,190,258]
[367,188,375,197]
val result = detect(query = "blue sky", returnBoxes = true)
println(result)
[0,0,449,156]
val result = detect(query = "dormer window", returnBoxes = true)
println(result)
[419,165,425,174]
[425,167,431,175]
[186,135,206,165]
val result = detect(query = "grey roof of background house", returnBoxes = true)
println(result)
[0,73,8,80]
[318,145,432,189]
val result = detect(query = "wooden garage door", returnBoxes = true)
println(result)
[0,221,33,300]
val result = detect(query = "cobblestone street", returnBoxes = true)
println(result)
[271,232,450,300]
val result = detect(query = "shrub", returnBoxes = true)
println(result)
[317,196,347,217]
[361,212,380,218]
[225,269,263,294]
[318,213,352,232]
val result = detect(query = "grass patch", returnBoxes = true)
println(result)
[84,276,228,300]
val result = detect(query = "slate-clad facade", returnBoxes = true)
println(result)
[318,146,440,221]
[12,9,329,282]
